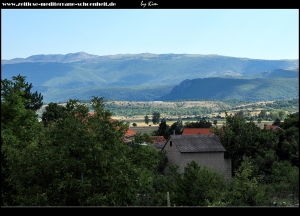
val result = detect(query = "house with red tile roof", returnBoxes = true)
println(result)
[182,128,214,135]
[265,125,281,132]
[151,136,167,150]
[125,129,136,138]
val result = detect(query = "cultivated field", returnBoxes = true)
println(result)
[37,99,297,133]
[125,118,274,134]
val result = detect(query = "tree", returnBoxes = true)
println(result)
[269,111,279,121]
[133,132,153,145]
[234,111,244,119]
[157,119,170,140]
[168,119,183,135]
[278,110,286,120]
[269,161,299,202]
[276,113,299,167]
[144,115,149,125]
[152,112,160,125]
[23,81,43,111]
[5,97,127,205]
[42,102,66,126]
[2,95,165,206]
[212,112,278,177]
[272,118,281,126]
[225,158,268,206]
[1,75,42,205]
[184,117,212,128]
[170,161,229,206]
[132,123,137,127]
[4,74,43,111]
[279,113,298,130]
[213,120,218,126]
[258,110,267,120]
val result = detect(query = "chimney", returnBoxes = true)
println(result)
[173,130,175,135]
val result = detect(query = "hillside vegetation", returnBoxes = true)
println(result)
[2,52,298,103]
[37,99,299,121]
[158,77,299,101]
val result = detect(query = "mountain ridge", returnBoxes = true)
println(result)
[2,52,299,64]
[1,52,299,103]
[157,77,299,102]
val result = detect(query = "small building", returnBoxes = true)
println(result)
[125,129,136,138]
[151,136,167,150]
[182,128,214,135]
[161,134,231,181]
[265,125,281,132]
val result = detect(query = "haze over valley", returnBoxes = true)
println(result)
[1,52,298,103]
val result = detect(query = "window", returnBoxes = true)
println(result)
[170,141,172,147]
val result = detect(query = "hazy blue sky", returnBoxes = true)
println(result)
[1,9,299,60]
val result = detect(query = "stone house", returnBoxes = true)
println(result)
[161,134,232,181]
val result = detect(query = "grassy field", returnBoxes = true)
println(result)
[126,118,274,134]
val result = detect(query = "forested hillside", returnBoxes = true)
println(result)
[2,52,298,103]
[158,77,299,101]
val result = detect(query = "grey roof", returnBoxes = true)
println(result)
[164,134,226,153]
[151,143,165,150]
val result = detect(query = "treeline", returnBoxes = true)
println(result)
[79,99,299,119]
[158,77,299,101]
[232,99,299,112]
[105,105,215,117]
[1,75,299,206]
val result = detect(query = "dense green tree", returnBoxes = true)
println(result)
[144,115,149,125]
[225,158,269,206]
[212,112,278,177]
[169,161,229,206]
[278,110,286,120]
[2,95,167,206]
[157,119,170,140]
[258,110,267,120]
[23,81,43,111]
[168,119,183,135]
[149,172,173,206]
[213,120,218,126]
[276,113,299,167]
[7,97,128,205]
[4,74,43,112]
[279,113,299,130]
[132,132,153,145]
[272,118,281,126]
[184,117,212,128]
[1,75,42,205]
[152,112,160,125]
[42,102,66,126]
[234,111,244,119]
[269,111,280,121]
[269,161,299,202]
[124,133,167,206]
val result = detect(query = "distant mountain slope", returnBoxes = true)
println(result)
[40,84,176,103]
[241,68,299,79]
[158,77,299,101]
[1,52,100,64]
[1,52,298,103]
[2,52,298,87]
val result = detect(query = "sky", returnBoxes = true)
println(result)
[1,9,299,60]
